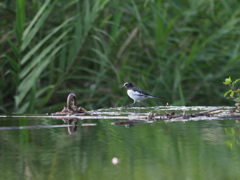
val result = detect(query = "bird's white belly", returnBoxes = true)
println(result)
[127,90,148,102]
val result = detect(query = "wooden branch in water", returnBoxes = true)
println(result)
[165,107,224,119]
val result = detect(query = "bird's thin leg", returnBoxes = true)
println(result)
[138,101,142,113]
[126,103,133,107]
[126,100,135,108]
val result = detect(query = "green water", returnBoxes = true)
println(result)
[0,108,240,180]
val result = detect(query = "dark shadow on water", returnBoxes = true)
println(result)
[111,120,153,128]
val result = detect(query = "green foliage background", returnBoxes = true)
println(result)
[1,0,240,113]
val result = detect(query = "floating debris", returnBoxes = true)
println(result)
[52,93,88,116]
[82,123,97,126]
[0,125,73,130]
[151,107,225,121]
[112,157,120,165]
[46,93,240,124]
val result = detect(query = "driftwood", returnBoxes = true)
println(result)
[163,107,224,119]
[49,93,240,123]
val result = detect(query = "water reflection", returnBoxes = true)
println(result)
[111,120,153,128]
[62,118,97,134]
[62,118,78,135]
[2,107,240,179]
[224,123,240,149]
[0,124,72,130]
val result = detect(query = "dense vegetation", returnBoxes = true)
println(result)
[1,0,240,113]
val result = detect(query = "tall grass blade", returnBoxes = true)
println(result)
[15,32,68,111]
[21,0,56,51]
[14,0,26,44]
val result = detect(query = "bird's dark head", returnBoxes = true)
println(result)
[122,82,134,88]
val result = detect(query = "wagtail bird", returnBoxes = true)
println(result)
[122,82,165,105]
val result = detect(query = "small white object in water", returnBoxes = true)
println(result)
[112,157,119,165]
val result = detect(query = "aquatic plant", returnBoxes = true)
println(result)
[223,77,240,109]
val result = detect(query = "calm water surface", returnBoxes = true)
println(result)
[0,108,240,180]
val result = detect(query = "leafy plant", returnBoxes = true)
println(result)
[223,77,240,108]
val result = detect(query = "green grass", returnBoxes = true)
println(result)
[1,0,240,113]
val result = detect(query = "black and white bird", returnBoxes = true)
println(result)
[122,82,165,105]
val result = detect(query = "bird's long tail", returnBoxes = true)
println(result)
[151,95,166,100]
